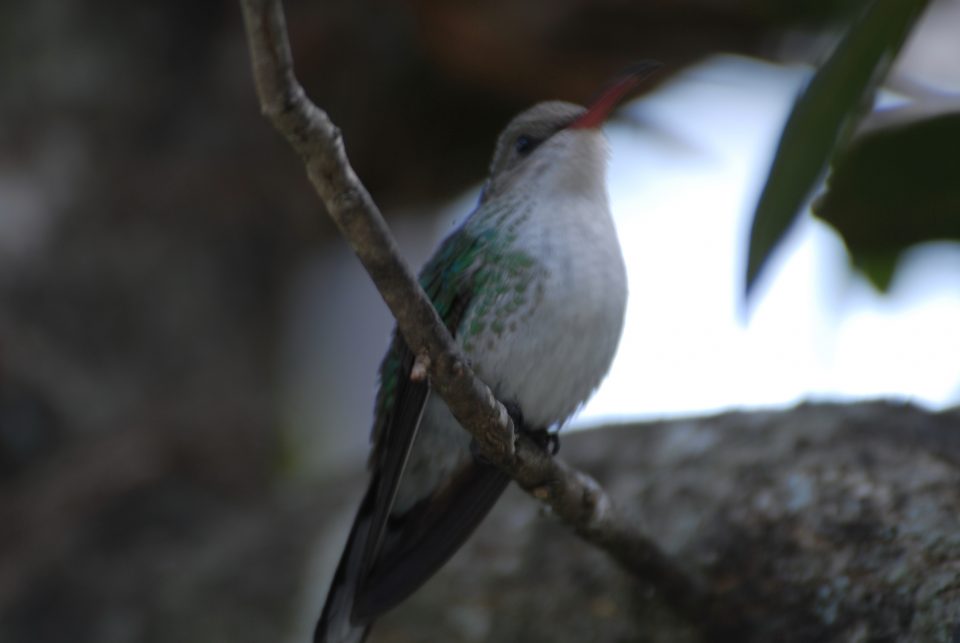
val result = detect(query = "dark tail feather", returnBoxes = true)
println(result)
[354,463,511,619]
[315,486,378,643]
[315,575,370,643]
[316,461,510,640]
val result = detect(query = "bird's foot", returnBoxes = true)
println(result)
[521,427,560,455]
[502,401,560,455]
[470,401,559,462]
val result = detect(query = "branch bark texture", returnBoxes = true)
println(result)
[239,0,715,630]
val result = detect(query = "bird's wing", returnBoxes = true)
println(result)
[317,226,511,639]
[361,227,488,569]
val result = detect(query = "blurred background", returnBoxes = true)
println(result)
[1,0,958,641]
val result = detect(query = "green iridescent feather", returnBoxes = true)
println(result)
[369,211,535,461]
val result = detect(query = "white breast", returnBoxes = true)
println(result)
[393,128,625,509]
[469,192,627,429]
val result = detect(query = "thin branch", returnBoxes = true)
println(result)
[239,0,515,464]
[239,0,724,630]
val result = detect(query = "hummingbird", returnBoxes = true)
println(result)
[316,65,657,643]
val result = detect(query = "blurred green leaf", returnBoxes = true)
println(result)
[813,112,960,291]
[850,252,899,291]
[744,0,930,299]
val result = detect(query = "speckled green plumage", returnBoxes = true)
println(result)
[369,201,537,458]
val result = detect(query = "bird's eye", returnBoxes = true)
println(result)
[514,135,537,155]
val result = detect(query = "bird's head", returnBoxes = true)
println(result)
[480,62,660,204]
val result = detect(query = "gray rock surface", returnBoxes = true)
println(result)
[5,402,960,642]
[350,402,960,642]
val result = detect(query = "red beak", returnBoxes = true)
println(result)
[568,61,662,130]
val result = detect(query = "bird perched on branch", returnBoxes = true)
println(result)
[316,64,658,643]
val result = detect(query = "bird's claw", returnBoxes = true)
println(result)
[503,400,560,455]
[471,401,559,462]
[521,427,561,455]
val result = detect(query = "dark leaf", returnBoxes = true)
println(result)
[744,0,930,299]
[813,112,960,291]
[851,251,899,292]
